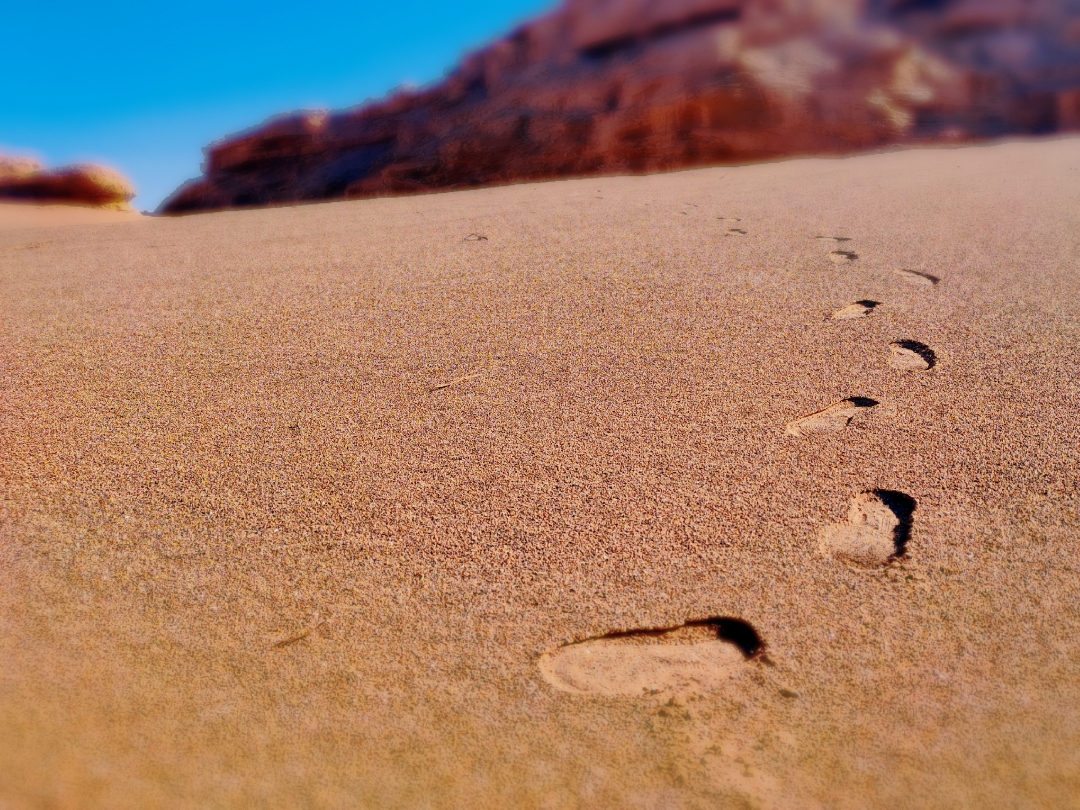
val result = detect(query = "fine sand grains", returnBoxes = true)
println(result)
[9,142,1079,810]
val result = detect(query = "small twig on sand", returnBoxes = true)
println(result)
[272,620,325,649]
[429,373,482,392]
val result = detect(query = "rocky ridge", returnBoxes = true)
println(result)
[0,157,136,210]
[161,0,1080,214]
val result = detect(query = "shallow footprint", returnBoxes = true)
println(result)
[816,235,852,242]
[889,340,936,370]
[819,490,916,567]
[894,268,939,286]
[830,300,880,320]
[539,618,764,697]
[829,250,858,264]
[785,397,878,436]
[727,227,748,235]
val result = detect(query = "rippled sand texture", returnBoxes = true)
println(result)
[2,138,1079,809]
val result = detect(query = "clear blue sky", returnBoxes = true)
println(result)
[1,1,556,210]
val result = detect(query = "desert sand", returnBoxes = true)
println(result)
[1,138,1078,809]
[0,203,144,231]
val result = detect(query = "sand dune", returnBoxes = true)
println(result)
[0,202,145,230]
[2,138,1079,809]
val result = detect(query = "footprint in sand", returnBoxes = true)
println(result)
[727,228,748,235]
[830,300,880,320]
[829,250,858,264]
[894,269,939,286]
[539,618,765,697]
[816,235,852,243]
[819,490,916,567]
[889,340,936,370]
[785,397,878,436]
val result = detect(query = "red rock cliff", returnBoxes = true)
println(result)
[160,0,1080,214]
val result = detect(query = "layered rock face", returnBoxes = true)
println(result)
[161,0,1080,214]
[0,158,136,210]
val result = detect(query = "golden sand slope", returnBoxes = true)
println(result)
[0,202,144,230]
[1,139,1079,809]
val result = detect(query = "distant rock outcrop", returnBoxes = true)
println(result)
[0,158,136,210]
[161,0,1080,214]
[0,155,45,181]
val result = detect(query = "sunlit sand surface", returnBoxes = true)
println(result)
[2,138,1079,809]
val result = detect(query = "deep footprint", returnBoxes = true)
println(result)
[890,340,936,370]
[831,300,880,320]
[785,397,879,436]
[894,269,939,286]
[819,490,916,567]
[829,250,858,263]
[539,618,764,697]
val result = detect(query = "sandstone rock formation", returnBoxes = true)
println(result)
[160,0,1080,214]
[0,155,44,181]
[0,159,136,210]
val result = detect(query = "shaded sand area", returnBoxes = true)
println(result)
[2,139,1079,809]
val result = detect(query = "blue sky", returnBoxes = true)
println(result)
[1,0,555,209]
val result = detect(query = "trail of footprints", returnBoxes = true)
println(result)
[540,221,941,698]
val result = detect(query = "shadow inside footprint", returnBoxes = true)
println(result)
[703,617,764,658]
[540,616,766,696]
[872,489,916,555]
[890,340,936,370]
[785,397,879,436]
[830,300,881,320]
[819,489,917,566]
[603,617,765,658]
[894,269,939,286]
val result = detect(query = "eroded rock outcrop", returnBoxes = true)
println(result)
[0,155,45,181]
[161,0,1080,214]
[0,158,136,210]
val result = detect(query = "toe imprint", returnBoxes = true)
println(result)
[831,300,880,320]
[785,397,878,436]
[539,618,765,697]
[894,269,939,286]
[889,340,936,370]
[819,490,916,567]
